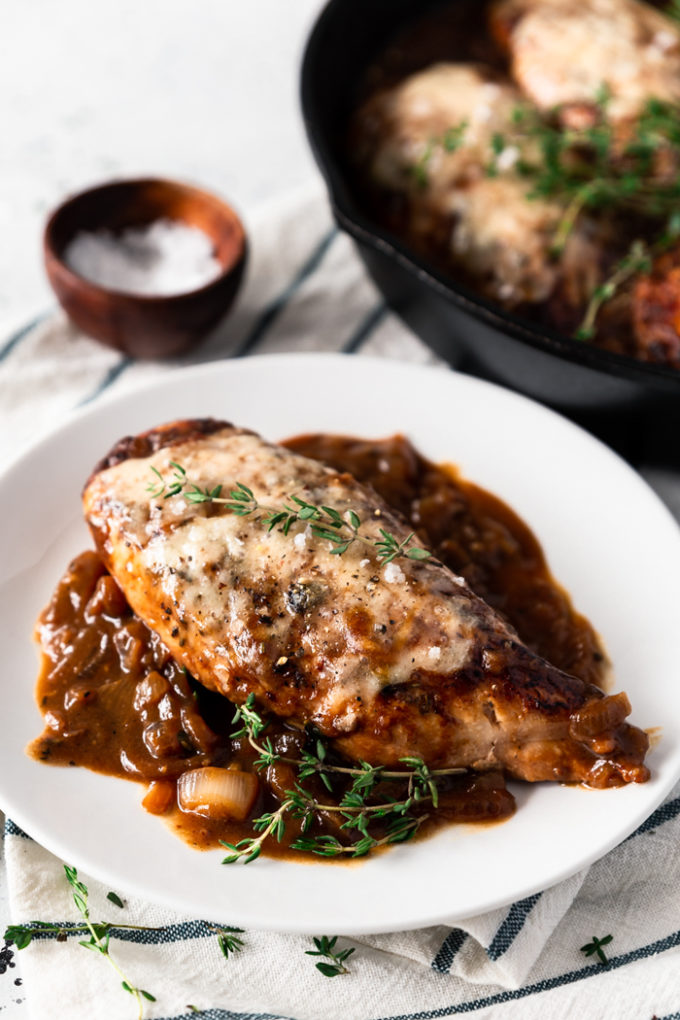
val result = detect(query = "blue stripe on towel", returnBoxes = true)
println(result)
[232,227,338,357]
[0,311,50,363]
[4,819,31,840]
[77,356,133,406]
[486,893,542,962]
[378,926,680,1019]
[429,792,680,974]
[156,1010,288,1020]
[72,227,338,406]
[340,301,388,353]
[25,919,244,946]
[431,929,467,974]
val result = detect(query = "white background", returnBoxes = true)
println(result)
[0,0,325,339]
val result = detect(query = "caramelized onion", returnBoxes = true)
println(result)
[177,767,259,821]
[570,692,631,740]
[142,780,176,815]
[85,574,127,619]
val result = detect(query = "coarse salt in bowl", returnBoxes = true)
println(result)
[44,178,248,359]
[63,219,225,297]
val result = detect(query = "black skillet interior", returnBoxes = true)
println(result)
[301,0,680,468]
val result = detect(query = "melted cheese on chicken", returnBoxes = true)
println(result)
[86,427,481,736]
[492,0,680,122]
[356,64,521,196]
[353,62,563,304]
[449,177,561,303]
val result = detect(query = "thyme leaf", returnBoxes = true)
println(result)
[410,120,469,188]
[213,925,246,959]
[580,933,613,965]
[305,935,356,977]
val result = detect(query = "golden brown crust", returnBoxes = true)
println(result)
[86,418,232,490]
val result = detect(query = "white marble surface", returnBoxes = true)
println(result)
[0,2,324,1013]
[0,0,324,341]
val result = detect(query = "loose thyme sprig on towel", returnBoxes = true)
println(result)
[147,463,431,566]
[306,935,356,977]
[6,867,157,1019]
[213,926,246,959]
[580,933,613,965]
[5,868,245,1019]
[221,695,466,863]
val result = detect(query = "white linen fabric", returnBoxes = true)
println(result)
[1,189,679,1020]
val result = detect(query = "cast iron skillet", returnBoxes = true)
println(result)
[300,0,680,466]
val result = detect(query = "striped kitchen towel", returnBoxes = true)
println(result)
[2,188,680,1020]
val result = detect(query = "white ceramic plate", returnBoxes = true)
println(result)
[1,353,679,934]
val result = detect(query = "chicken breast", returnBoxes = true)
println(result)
[491,0,680,124]
[83,419,649,789]
[354,63,521,197]
[448,176,562,304]
[353,62,566,305]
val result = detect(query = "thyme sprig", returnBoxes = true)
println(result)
[4,867,157,1018]
[147,465,431,566]
[306,935,356,977]
[213,925,246,959]
[509,94,680,329]
[222,695,464,862]
[233,695,464,787]
[5,868,245,1018]
[64,866,157,1015]
[413,88,680,336]
[574,239,652,339]
[221,800,293,864]
[511,95,680,225]
[580,933,613,965]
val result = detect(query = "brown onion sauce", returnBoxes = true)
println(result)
[29,434,607,857]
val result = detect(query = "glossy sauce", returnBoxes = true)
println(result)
[29,434,606,856]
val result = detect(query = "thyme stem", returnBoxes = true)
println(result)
[220,800,294,863]
[575,240,651,339]
[244,729,466,780]
[551,182,596,255]
[291,813,430,857]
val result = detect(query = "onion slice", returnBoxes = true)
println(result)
[142,780,176,816]
[570,692,631,740]
[177,766,259,821]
